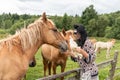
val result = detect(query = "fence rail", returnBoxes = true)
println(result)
[36,68,81,80]
[37,51,119,80]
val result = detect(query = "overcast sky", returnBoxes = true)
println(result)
[0,0,120,16]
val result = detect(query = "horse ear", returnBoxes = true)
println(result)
[62,28,66,36]
[42,12,47,22]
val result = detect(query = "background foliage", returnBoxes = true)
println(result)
[0,5,120,39]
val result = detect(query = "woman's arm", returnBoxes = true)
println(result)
[75,47,89,58]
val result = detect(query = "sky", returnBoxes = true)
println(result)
[0,0,120,16]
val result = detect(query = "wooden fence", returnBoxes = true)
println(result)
[36,51,119,80]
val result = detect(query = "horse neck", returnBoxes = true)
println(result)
[17,24,44,61]
[24,39,43,61]
[110,42,114,47]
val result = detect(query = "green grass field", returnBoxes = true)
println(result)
[25,37,120,80]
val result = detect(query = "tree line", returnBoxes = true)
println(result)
[0,5,120,39]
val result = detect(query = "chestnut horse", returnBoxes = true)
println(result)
[41,30,78,80]
[0,12,68,80]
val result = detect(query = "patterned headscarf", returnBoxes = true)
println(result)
[74,24,87,47]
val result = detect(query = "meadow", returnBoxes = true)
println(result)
[24,37,120,80]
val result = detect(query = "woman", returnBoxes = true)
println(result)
[71,24,99,80]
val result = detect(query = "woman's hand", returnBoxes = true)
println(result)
[75,47,82,53]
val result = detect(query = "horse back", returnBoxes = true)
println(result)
[41,44,59,61]
[95,41,108,48]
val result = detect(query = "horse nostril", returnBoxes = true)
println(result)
[61,46,66,52]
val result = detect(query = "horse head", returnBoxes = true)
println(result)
[38,12,68,52]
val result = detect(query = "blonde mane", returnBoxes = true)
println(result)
[0,18,54,51]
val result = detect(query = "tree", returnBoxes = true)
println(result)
[62,13,68,30]
[81,5,98,26]
[4,20,12,29]
[87,19,97,36]
[62,13,72,30]
[96,15,109,37]
[87,15,109,37]
[20,14,31,20]
[11,13,20,24]
[52,15,63,29]
[109,17,120,39]
[71,14,81,29]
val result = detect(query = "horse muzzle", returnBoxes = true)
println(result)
[59,41,68,52]
[29,61,36,67]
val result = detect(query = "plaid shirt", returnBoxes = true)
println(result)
[78,39,98,77]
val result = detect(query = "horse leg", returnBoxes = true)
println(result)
[95,47,99,56]
[98,48,101,53]
[23,75,26,80]
[43,58,48,76]
[60,63,66,80]
[52,63,57,80]
[106,48,110,59]
[48,62,52,75]
[95,47,99,53]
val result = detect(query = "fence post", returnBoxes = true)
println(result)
[106,50,119,80]
[76,68,81,80]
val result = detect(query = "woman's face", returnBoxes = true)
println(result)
[74,30,81,40]
[76,33,81,39]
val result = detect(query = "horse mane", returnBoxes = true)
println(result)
[17,21,42,50]
[0,17,54,51]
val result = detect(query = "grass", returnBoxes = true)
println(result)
[26,49,79,80]
[25,37,120,80]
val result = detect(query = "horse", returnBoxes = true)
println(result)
[0,12,68,80]
[90,38,97,45]
[41,29,80,80]
[94,39,116,58]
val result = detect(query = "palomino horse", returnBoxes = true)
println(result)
[41,29,81,80]
[94,39,116,58]
[0,12,68,80]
